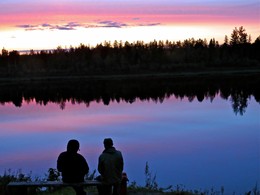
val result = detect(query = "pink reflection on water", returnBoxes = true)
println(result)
[0,113,144,133]
[0,99,150,134]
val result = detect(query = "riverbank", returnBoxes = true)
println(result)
[0,67,260,83]
[1,169,258,195]
[1,67,259,113]
[26,186,256,195]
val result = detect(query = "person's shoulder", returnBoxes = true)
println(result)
[57,151,67,159]
[77,153,87,159]
[115,149,123,156]
[98,152,105,158]
[59,151,67,156]
[115,148,122,153]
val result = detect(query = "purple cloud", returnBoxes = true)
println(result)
[50,25,75,30]
[138,22,161,26]
[16,20,161,31]
[16,22,80,31]
[41,23,51,27]
[16,24,37,28]
[98,20,127,28]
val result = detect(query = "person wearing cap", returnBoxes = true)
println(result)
[57,139,89,195]
[97,138,124,195]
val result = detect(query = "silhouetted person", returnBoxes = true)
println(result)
[97,138,124,195]
[57,139,89,195]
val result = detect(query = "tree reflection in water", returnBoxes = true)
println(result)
[0,74,259,115]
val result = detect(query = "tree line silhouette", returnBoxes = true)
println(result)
[0,74,259,115]
[0,26,259,77]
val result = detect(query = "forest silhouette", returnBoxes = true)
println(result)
[0,26,259,77]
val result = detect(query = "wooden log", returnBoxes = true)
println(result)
[7,180,102,195]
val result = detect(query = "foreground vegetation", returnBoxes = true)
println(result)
[1,163,259,195]
[0,26,259,78]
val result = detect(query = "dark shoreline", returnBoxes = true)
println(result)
[1,67,260,83]
[1,68,259,115]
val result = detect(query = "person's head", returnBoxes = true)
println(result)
[103,138,113,149]
[67,139,80,153]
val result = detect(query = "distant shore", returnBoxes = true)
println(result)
[1,67,260,83]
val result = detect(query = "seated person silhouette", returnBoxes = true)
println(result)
[57,139,89,195]
[97,138,124,195]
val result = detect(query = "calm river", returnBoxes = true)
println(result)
[0,76,259,194]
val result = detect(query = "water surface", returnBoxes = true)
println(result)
[0,76,259,194]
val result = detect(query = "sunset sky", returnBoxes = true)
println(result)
[0,0,259,51]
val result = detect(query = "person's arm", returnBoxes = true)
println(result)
[57,153,63,172]
[98,155,104,175]
[84,158,89,174]
[119,153,124,172]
